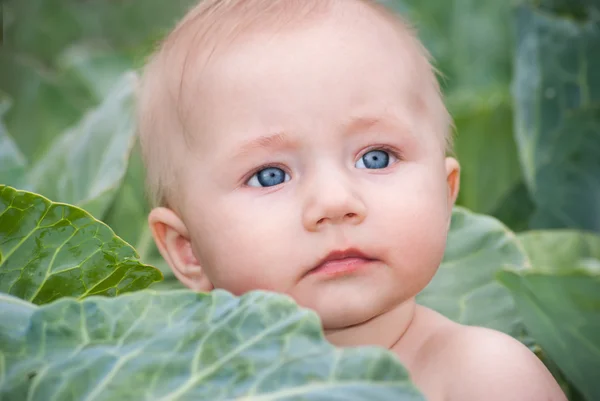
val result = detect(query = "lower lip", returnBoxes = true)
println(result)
[309,258,375,277]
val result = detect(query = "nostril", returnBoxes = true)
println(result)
[346,213,357,219]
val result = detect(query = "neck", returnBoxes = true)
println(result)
[324,299,416,349]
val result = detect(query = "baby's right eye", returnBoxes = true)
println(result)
[247,167,290,188]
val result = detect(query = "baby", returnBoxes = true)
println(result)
[136,1,566,400]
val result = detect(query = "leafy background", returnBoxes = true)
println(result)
[0,0,599,400]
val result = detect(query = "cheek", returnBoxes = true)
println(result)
[372,169,449,280]
[188,196,300,294]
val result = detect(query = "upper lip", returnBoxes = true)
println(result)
[311,248,374,271]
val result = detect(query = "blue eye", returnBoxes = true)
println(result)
[247,167,290,187]
[356,150,394,169]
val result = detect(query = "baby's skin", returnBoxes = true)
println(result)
[137,1,567,400]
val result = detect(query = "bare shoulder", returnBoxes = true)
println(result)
[441,324,567,401]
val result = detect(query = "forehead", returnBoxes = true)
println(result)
[178,5,432,151]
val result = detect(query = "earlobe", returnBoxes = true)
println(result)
[148,207,214,292]
[445,156,461,211]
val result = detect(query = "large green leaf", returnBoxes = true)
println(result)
[0,186,162,305]
[418,207,529,337]
[25,72,138,218]
[0,290,425,401]
[0,293,37,343]
[513,4,600,232]
[498,231,600,401]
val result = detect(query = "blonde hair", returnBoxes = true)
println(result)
[137,0,452,208]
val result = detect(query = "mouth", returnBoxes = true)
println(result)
[307,248,378,277]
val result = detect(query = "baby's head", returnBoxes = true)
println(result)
[138,0,460,331]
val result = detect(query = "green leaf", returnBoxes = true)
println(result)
[418,207,529,337]
[517,230,600,273]
[513,5,600,232]
[489,180,536,232]
[498,231,600,401]
[0,290,425,401]
[452,96,523,215]
[25,72,138,218]
[0,186,162,305]
[0,293,37,348]
[57,44,134,101]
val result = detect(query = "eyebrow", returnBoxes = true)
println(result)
[230,115,411,160]
[233,132,298,159]
[342,115,413,138]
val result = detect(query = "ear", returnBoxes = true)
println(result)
[444,156,461,216]
[148,207,214,292]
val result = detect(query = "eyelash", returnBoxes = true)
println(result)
[357,145,403,164]
[242,145,402,187]
[243,163,290,186]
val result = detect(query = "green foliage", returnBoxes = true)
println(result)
[0,290,425,401]
[498,232,600,401]
[0,186,162,304]
[1,0,600,400]
[418,207,527,336]
[0,73,138,218]
[513,3,600,231]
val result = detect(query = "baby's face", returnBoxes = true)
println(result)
[170,12,459,329]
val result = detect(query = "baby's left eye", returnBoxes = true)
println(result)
[355,149,396,169]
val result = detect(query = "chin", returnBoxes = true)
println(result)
[304,285,406,330]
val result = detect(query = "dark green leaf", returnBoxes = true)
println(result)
[0,290,425,401]
[498,231,600,401]
[513,5,600,232]
[418,207,528,337]
[25,73,138,218]
[0,186,162,305]
[489,180,536,232]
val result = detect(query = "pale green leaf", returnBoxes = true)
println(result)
[0,293,37,352]
[26,72,138,218]
[418,207,529,337]
[498,230,600,401]
[0,186,162,305]
[517,230,600,273]
[0,290,425,401]
[57,44,133,100]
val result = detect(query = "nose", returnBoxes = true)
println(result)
[301,170,367,232]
